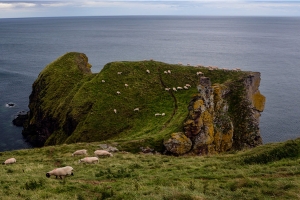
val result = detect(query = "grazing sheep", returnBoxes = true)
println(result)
[94,150,113,157]
[114,109,117,114]
[117,91,121,95]
[155,113,161,116]
[125,84,128,87]
[184,86,189,90]
[185,84,191,87]
[196,71,203,76]
[46,166,74,179]
[164,71,168,74]
[3,158,16,165]
[167,70,171,74]
[117,72,122,75]
[165,88,170,91]
[172,87,177,92]
[161,113,165,116]
[102,80,105,83]
[79,157,99,164]
[72,149,88,156]
[177,87,183,90]
[146,69,150,74]
[134,108,139,112]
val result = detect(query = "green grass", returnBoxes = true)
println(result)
[1,138,300,199]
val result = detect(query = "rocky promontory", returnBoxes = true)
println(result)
[22,52,265,155]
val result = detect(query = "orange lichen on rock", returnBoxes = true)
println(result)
[252,91,266,112]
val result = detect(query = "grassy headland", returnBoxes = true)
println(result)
[1,138,300,199]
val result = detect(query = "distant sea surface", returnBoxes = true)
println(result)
[1,16,300,152]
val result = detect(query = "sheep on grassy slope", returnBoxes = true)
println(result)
[94,150,113,157]
[46,166,74,179]
[72,149,88,156]
[3,158,16,165]
[79,157,99,164]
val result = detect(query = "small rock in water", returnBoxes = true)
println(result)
[6,102,15,107]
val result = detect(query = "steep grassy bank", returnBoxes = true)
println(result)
[1,138,300,199]
[23,52,262,153]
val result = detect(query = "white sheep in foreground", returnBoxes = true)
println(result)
[3,158,16,165]
[79,157,99,164]
[46,166,74,179]
[72,149,88,156]
[134,108,139,112]
[94,150,113,157]
[117,72,122,75]
[117,91,121,95]
[155,113,162,116]
[146,69,150,73]
[114,109,117,114]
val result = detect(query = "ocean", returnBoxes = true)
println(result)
[1,16,300,152]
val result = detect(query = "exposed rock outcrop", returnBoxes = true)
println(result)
[180,73,265,155]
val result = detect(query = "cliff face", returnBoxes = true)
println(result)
[180,73,265,155]
[22,52,265,154]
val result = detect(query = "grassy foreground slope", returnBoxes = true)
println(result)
[1,138,300,199]
[24,52,248,150]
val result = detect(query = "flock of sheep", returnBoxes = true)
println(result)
[105,67,197,116]
[2,149,113,179]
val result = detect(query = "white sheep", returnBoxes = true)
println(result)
[94,150,113,157]
[102,80,105,83]
[167,70,171,74]
[3,158,16,165]
[79,157,99,164]
[165,88,170,91]
[72,149,88,156]
[172,87,177,92]
[196,71,203,76]
[125,84,128,87]
[164,71,168,74]
[114,109,117,114]
[184,86,189,90]
[161,113,165,116]
[177,87,183,90]
[134,108,139,112]
[117,91,121,95]
[146,69,150,73]
[117,72,122,75]
[155,113,161,116]
[46,166,74,179]
[185,84,191,87]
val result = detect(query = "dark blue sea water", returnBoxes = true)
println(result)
[1,16,300,152]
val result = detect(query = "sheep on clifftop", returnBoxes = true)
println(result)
[72,149,88,156]
[79,157,99,164]
[94,150,113,157]
[46,166,74,179]
[3,158,16,165]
